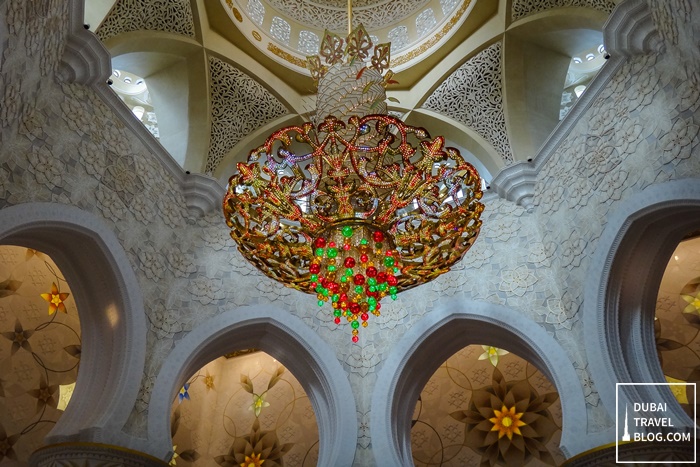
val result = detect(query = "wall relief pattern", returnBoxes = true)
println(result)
[206,56,288,174]
[0,20,594,445]
[510,0,615,22]
[96,0,196,42]
[3,0,697,457]
[533,49,700,431]
[422,42,514,164]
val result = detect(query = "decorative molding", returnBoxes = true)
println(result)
[267,42,307,67]
[264,0,431,32]
[30,442,169,467]
[391,0,472,67]
[53,0,227,216]
[493,51,623,209]
[58,1,112,86]
[603,0,663,57]
[511,0,616,22]
[490,160,537,212]
[528,55,625,175]
[422,42,514,165]
[563,441,695,465]
[182,173,226,217]
[93,84,226,216]
[511,0,677,205]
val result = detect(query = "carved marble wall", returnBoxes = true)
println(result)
[0,0,698,464]
[532,0,700,433]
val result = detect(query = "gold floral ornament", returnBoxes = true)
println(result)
[27,375,58,413]
[489,405,526,440]
[224,22,483,343]
[204,371,215,390]
[215,418,292,467]
[450,368,559,466]
[681,290,700,314]
[479,345,509,367]
[40,281,69,315]
[0,421,20,462]
[250,393,270,417]
[240,452,264,467]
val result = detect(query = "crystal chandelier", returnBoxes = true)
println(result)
[224,17,484,342]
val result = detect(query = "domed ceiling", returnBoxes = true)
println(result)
[222,0,482,78]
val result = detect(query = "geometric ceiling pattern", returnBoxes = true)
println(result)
[96,0,196,41]
[206,56,288,174]
[264,0,431,32]
[422,42,514,164]
[511,0,616,22]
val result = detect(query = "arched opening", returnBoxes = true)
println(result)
[0,245,81,462]
[110,68,160,139]
[653,235,700,420]
[411,344,565,466]
[168,350,320,466]
[0,203,146,450]
[559,42,607,120]
[584,179,700,437]
[503,8,609,161]
[371,298,589,467]
[148,305,356,466]
[104,33,210,173]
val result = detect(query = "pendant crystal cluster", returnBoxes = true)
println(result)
[224,25,484,341]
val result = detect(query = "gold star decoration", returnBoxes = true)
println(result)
[40,282,70,315]
[489,405,526,440]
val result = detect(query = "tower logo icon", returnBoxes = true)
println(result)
[622,404,630,442]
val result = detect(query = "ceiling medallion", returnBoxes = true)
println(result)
[224,22,484,342]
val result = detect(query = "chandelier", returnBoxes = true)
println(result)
[224,19,484,342]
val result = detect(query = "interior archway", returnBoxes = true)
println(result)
[503,8,609,161]
[0,203,147,447]
[0,245,81,462]
[168,350,320,466]
[410,343,565,466]
[148,305,356,466]
[105,32,210,172]
[584,179,700,433]
[371,298,588,467]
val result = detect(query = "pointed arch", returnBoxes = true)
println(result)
[147,305,357,465]
[584,179,700,431]
[0,203,147,445]
[371,298,590,465]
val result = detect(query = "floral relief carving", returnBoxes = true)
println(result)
[102,155,145,205]
[499,265,538,297]
[422,42,514,164]
[511,0,615,22]
[206,56,288,174]
[96,0,195,42]
[658,118,700,165]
